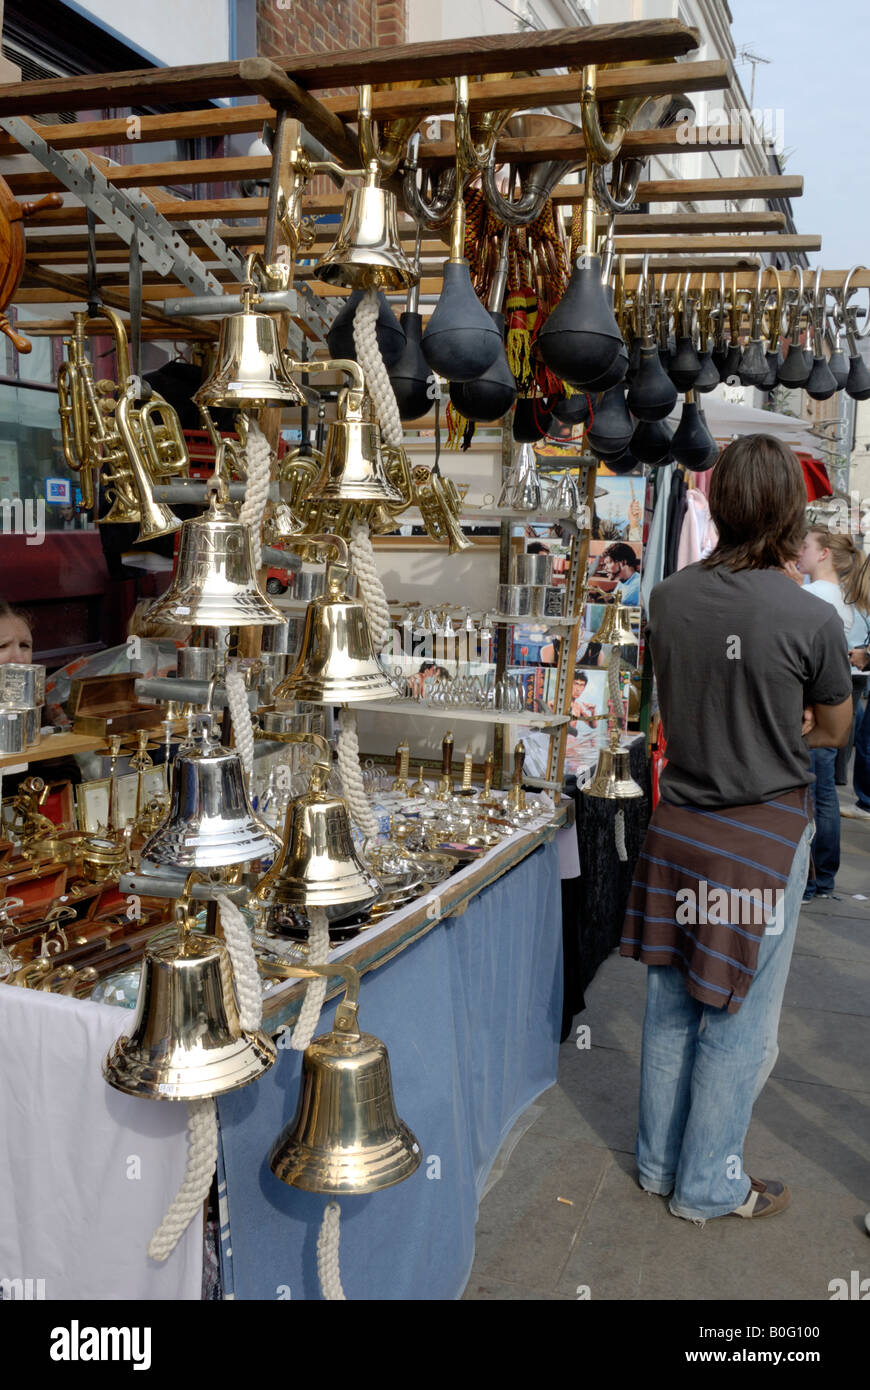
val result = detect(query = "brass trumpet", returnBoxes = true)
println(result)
[57,312,97,512]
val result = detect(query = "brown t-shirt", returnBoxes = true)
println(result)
[647,563,852,807]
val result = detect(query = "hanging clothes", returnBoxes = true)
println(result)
[663,469,688,579]
[640,462,675,613]
[676,488,718,570]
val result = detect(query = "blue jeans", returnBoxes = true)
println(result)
[636,825,811,1221]
[854,693,870,810]
[805,748,839,896]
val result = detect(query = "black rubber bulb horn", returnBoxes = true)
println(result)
[449,232,517,423]
[422,195,501,382]
[671,392,717,470]
[327,289,405,366]
[586,384,634,459]
[388,229,435,421]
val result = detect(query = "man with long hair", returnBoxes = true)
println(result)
[621,435,852,1222]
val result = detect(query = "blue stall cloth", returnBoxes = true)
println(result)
[215,839,562,1301]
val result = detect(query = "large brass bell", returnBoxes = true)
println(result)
[309,384,405,505]
[143,478,284,630]
[595,603,636,649]
[268,965,421,1194]
[316,161,418,291]
[253,744,380,920]
[583,727,644,800]
[274,535,397,705]
[195,275,305,411]
[142,741,281,869]
[103,900,275,1101]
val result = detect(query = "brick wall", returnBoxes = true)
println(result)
[257,0,407,61]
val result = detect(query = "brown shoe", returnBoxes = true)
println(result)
[730,1177,791,1218]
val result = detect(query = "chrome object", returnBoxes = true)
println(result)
[0,663,45,707]
[142,742,280,869]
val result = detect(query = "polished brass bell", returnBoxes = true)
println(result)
[269,993,421,1193]
[195,287,305,411]
[142,742,281,869]
[253,755,380,918]
[103,931,276,1101]
[309,386,405,505]
[583,727,644,800]
[143,479,284,630]
[274,535,397,704]
[596,603,635,648]
[316,162,418,291]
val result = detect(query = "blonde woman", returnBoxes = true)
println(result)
[794,527,870,897]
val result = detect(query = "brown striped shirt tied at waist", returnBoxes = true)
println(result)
[619,787,812,1014]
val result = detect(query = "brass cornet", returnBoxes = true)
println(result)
[57,312,97,512]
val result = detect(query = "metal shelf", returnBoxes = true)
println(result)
[357,700,569,728]
[397,507,585,528]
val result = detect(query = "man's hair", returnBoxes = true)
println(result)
[703,434,806,571]
[603,541,639,570]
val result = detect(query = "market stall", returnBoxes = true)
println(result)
[0,15,863,1302]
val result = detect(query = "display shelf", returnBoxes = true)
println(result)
[395,506,586,528]
[357,699,570,728]
[0,732,106,771]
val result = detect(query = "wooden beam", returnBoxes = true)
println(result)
[237,57,360,171]
[4,122,741,198]
[0,22,701,115]
[554,174,805,205]
[20,265,217,334]
[0,60,729,157]
[612,234,821,252]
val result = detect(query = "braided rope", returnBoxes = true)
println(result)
[290,908,330,1051]
[147,1099,218,1263]
[219,896,263,1031]
[607,647,625,725]
[238,419,272,570]
[615,808,628,863]
[317,1201,347,1301]
[336,709,379,839]
[349,520,391,650]
[225,664,254,781]
[352,288,403,449]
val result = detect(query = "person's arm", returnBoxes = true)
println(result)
[804,697,853,748]
[848,646,869,671]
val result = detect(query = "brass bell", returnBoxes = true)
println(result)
[194,285,305,411]
[583,727,644,800]
[595,603,635,649]
[309,385,405,505]
[103,922,275,1101]
[143,478,284,630]
[274,535,397,705]
[142,742,281,869]
[316,161,418,291]
[253,753,380,920]
[269,991,421,1193]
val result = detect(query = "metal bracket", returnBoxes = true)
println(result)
[2,116,222,297]
[185,218,248,281]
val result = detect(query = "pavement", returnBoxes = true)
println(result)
[463,786,870,1301]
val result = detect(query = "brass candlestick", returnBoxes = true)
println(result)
[506,739,527,816]
[435,730,454,801]
[390,739,410,792]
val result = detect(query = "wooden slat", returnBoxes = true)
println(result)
[0,60,730,156]
[4,122,742,199]
[20,265,217,333]
[237,57,360,171]
[0,22,701,115]
[555,174,805,205]
[612,234,821,252]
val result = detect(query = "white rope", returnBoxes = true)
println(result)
[353,288,403,448]
[238,418,272,571]
[614,808,627,863]
[147,1098,218,1263]
[225,664,254,781]
[336,709,379,839]
[349,520,391,651]
[317,1200,346,1300]
[219,896,263,1031]
[290,908,330,1051]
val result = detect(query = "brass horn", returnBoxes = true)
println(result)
[264,958,421,1194]
[56,312,96,512]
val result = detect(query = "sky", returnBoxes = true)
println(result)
[728,0,870,270]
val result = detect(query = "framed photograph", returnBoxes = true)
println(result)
[75,778,112,834]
